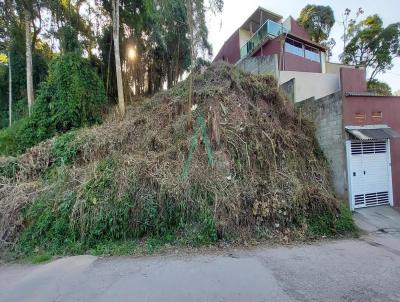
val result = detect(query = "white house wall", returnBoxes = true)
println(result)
[279,71,340,102]
[239,29,252,48]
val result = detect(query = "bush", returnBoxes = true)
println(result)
[368,79,392,96]
[51,131,83,165]
[0,118,30,155]
[0,52,106,156]
[26,52,106,142]
[335,204,357,235]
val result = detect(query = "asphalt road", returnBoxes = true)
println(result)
[1,206,400,302]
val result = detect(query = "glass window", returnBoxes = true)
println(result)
[285,38,304,57]
[268,20,285,36]
[304,46,320,62]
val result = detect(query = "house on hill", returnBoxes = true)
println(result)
[214,7,326,73]
[214,7,339,103]
[214,7,400,211]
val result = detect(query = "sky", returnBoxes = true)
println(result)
[206,0,400,93]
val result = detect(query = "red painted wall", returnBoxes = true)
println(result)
[213,30,240,64]
[341,68,400,207]
[340,68,367,93]
[253,36,282,67]
[283,52,321,73]
[253,36,282,57]
[343,96,400,207]
[289,17,311,41]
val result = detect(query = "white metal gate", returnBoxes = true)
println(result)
[346,140,393,209]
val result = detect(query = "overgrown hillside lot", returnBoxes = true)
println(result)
[0,64,355,259]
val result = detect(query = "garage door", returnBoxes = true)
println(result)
[346,140,393,209]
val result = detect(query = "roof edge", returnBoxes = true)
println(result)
[240,6,283,29]
[286,33,326,50]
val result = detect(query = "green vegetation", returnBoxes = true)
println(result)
[341,14,400,81]
[307,204,357,237]
[1,0,223,129]
[0,18,51,128]
[0,119,26,155]
[297,4,336,56]
[30,253,52,264]
[0,157,18,179]
[0,51,106,156]
[17,51,106,152]
[51,131,82,165]
[367,79,392,96]
[16,156,218,257]
[31,52,105,132]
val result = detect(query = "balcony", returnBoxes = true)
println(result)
[240,20,288,59]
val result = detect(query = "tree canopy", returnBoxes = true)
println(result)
[367,79,392,96]
[341,14,400,81]
[0,0,223,134]
[298,5,335,44]
[0,0,225,157]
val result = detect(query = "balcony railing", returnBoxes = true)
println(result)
[240,20,288,59]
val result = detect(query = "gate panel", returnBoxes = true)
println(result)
[347,140,392,209]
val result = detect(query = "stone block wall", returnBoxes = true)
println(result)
[296,91,347,198]
[280,78,295,103]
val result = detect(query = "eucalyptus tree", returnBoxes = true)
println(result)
[0,0,14,126]
[13,0,36,115]
[185,0,223,121]
[96,0,222,108]
[111,0,125,117]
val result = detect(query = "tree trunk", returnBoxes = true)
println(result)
[167,64,173,89]
[8,49,12,127]
[25,8,34,116]
[106,35,113,96]
[112,0,125,117]
[186,0,194,125]
[148,63,153,95]
[175,32,180,86]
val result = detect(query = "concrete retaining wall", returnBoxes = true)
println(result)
[280,78,295,103]
[279,71,340,102]
[296,92,347,198]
